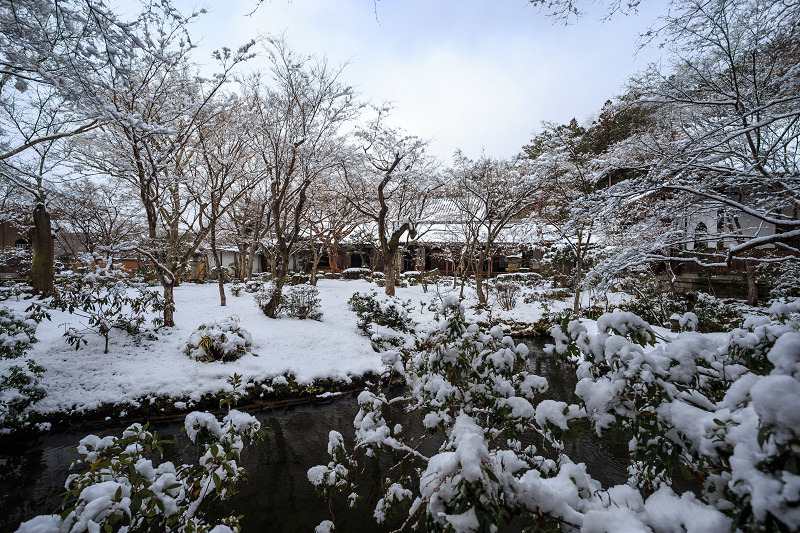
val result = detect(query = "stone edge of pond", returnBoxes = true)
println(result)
[2,372,384,438]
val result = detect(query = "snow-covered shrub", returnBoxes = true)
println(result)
[768,260,800,298]
[282,284,323,320]
[244,280,263,293]
[186,317,252,362]
[547,301,800,531]
[51,258,165,354]
[253,282,280,315]
[0,247,31,280]
[493,281,521,311]
[612,273,684,327]
[540,243,596,289]
[0,304,48,431]
[496,272,542,287]
[0,359,46,432]
[348,291,412,333]
[348,291,414,350]
[690,292,744,332]
[207,266,232,284]
[342,267,371,280]
[287,272,311,285]
[0,281,31,302]
[18,376,266,533]
[0,305,41,359]
[310,296,799,531]
[230,280,243,296]
[310,297,599,532]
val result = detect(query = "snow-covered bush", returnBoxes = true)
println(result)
[496,272,542,287]
[768,260,800,298]
[612,272,683,327]
[282,284,323,320]
[253,282,280,315]
[613,276,743,332]
[348,291,413,333]
[230,280,243,296]
[244,280,263,293]
[254,283,322,320]
[287,272,311,285]
[0,304,48,431]
[348,291,414,349]
[207,266,232,284]
[51,258,166,354]
[341,267,371,280]
[492,281,521,311]
[0,247,31,281]
[309,296,800,531]
[547,301,800,531]
[0,359,46,432]
[0,281,31,302]
[689,292,744,333]
[0,305,41,359]
[186,317,252,362]
[17,376,266,533]
[310,297,604,532]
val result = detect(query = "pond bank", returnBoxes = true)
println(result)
[9,371,383,436]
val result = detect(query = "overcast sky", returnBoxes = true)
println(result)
[168,0,665,162]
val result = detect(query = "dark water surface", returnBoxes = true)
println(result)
[0,339,630,532]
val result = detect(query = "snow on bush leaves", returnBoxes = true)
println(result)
[549,299,800,531]
[186,317,252,362]
[17,409,264,533]
[0,304,47,431]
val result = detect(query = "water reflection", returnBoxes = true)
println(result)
[1,339,633,531]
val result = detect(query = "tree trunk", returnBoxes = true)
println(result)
[163,282,175,327]
[264,275,284,318]
[745,261,758,305]
[30,203,54,295]
[264,246,289,318]
[329,239,341,273]
[572,245,583,315]
[310,245,320,286]
[211,227,226,307]
[384,250,398,296]
[475,250,489,305]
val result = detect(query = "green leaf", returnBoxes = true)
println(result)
[130,494,143,515]
[60,506,75,521]
[786,455,798,475]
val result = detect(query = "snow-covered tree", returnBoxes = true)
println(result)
[0,0,181,294]
[525,119,603,314]
[448,152,538,305]
[592,0,800,298]
[241,38,359,317]
[301,175,366,284]
[71,6,254,326]
[339,107,442,296]
[191,96,263,306]
[52,180,143,258]
[0,87,84,294]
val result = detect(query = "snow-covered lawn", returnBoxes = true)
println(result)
[6,280,397,416]
[3,276,638,419]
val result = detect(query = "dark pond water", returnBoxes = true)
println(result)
[0,339,631,532]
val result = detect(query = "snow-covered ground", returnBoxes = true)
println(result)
[3,277,639,418]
